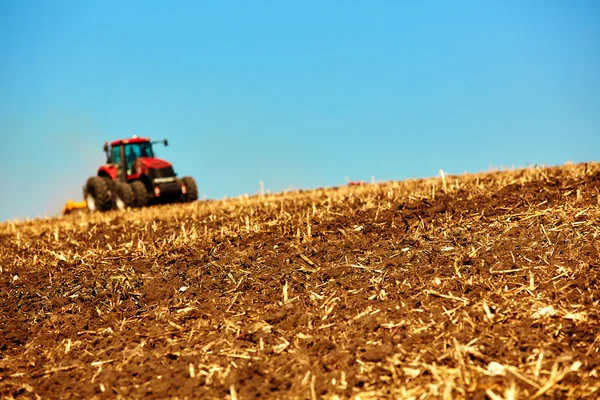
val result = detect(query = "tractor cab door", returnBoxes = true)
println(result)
[125,144,141,176]
[111,144,128,180]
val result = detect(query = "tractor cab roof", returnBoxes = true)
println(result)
[110,136,151,147]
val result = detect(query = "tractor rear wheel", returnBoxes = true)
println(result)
[182,176,198,202]
[131,180,150,207]
[85,176,112,212]
[115,182,135,210]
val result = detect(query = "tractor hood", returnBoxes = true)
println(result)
[137,157,172,170]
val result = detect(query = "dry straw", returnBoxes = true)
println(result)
[1,162,599,398]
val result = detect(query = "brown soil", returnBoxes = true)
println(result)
[1,163,600,399]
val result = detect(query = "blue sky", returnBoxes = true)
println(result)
[1,1,599,221]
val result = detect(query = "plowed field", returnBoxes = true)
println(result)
[2,163,600,399]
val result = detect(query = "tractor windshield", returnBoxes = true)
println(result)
[110,142,154,166]
[125,142,154,160]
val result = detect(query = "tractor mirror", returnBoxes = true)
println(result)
[164,139,169,147]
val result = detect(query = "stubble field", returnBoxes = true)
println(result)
[1,162,600,399]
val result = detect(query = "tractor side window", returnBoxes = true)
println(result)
[111,146,121,165]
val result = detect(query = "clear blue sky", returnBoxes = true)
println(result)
[1,1,599,221]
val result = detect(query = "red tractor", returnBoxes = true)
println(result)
[84,136,198,212]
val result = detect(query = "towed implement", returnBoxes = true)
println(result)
[62,199,88,215]
[64,136,198,215]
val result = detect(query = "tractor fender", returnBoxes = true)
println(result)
[98,165,118,180]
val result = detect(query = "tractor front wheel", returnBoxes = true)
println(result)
[182,176,198,202]
[131,180,150,207]
[85,177,112,212]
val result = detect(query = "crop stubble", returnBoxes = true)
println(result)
[1,163,600,399]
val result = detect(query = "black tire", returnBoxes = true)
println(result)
[182,176,198,202]
[115,182,135,210]
[85,176,112,212]
[131,180,150,207]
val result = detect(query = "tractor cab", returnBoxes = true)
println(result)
[103,136,168,180]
